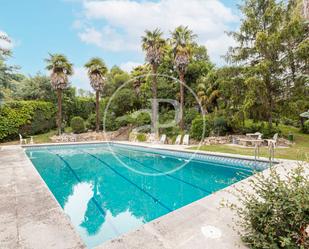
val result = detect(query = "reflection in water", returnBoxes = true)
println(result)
[63,180,144,248]
[27,144,255,248]
[64,182,94,229]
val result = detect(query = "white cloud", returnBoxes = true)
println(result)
[75,0,240,64]
[120,61,141,72]
[0,30,14,51]
[70,66,92,91]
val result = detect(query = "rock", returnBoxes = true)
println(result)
[203,136,233,145]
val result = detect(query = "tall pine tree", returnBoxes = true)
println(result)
[228,0,285,127]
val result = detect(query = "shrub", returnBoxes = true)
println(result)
[86,113,97,130]
[0,101,56,141]
[190,115,211,140]
[102,111,119,131]
[225,165,309,248]
[116,114,134,127]
[71,97,95,121]
[260,126,281,138]
[213,116,228,136]
[136,133,147,142]
[185,107,199,129]
[243,121,281,138]
[133,112,151,127]
[281,117,299,127]
[161,126,181,141]
[70,116,85,134]
[302,120,309,134]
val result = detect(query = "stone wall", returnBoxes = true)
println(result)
[50,126,132,143]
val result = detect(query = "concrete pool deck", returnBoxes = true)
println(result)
[0,145,86,249]
[0,141,305,249]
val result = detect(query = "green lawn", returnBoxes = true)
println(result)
[0,130,57,145]
[190,125,309,161]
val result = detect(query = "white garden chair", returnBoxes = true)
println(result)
[182,134,190,145]
[19,134,27,145]
[266,133,278,147]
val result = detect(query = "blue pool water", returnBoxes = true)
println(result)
[25,143,268,248]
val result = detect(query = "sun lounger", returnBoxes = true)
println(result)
[159,134,167,144]
[183,134,190,145]
[175,135,182,145]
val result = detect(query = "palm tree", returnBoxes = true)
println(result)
[85,58,108,132]
[170,26,196,130]
[197,81,220,114]
[131,65,147,95]
[141,28,166,137]
[45,53,73,135]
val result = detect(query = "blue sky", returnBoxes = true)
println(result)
[0,0,241,90]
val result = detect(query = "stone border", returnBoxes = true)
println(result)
[0,145,86,249]
[1,141,303,249]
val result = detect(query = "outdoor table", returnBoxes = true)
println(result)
[238,138,261,146]
[245,133,261,139]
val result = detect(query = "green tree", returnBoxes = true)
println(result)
[85,58,108,132]
[0,33,21,102]
[142,28,166,137]
[45,53,73,135]
[170,26,196,130]
[14,73,54,101]
[228,0,285,128]
[197,71,220,114]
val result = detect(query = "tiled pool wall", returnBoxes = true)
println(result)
[25,141,273,172]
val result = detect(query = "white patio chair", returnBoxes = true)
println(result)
[19,134,27,145]
[182,134,190,145]
[159,134,167,144]
[175,135,182,145]
[266,133,278,147]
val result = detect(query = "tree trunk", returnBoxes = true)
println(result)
[179,72,185,130]
[267,87,273,129]
[96,91,100,133]
[57,89,62,135]
[151,65,159,138]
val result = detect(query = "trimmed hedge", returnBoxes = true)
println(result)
[70,116,85,134]
[0,101,56,141]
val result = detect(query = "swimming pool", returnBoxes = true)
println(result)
[25,143,269,248]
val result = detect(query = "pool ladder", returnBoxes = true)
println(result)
[268,142,275,166]
[254,142,275,166]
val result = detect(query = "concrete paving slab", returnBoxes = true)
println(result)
[18,208,84,249]
[16,189,59,218]
[0,220,19,249]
